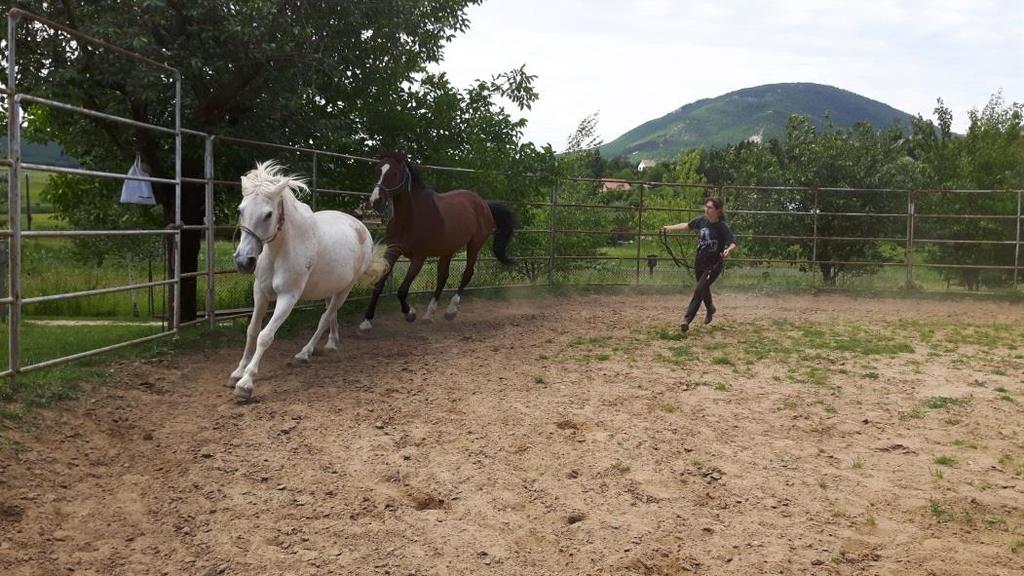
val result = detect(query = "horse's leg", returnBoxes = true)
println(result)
[397,256,426,322]
[326,282,355,352]
[360,245,401,332]
[233,292,300,402]
[229,285,270,387]
[296,287,351,361]
[326,314,340,352]
[446,242,483,320]
[423,255,452,322]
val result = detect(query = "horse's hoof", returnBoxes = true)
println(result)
[227,374,242,388]
[324,343,339,354]
[444,310,457,321]
[405,312,417,322]
[233,385,254,402]
[358,319,372,333]
[293,354,311,364]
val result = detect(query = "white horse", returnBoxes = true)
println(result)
[229,161,387,401]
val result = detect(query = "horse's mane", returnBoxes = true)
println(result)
[380,151,431,192]
[241,161,310,204]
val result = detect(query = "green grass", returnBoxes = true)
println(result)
[929,500,955,522]
[0,304,335,427]
[924,396,966,410]
[568,335,614,347]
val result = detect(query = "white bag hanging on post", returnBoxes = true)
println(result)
[120,155,156,205]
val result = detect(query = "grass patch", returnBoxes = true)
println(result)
[952,438,978,449]
[898,407,925,421]
[610,460,631,473]
[656,328,686,341]
[669,345,694,359]
[924,396,966,410]
[801,366,832,389]
[929,500,955,523]
[568,335,613,348]
[933,455,957,466]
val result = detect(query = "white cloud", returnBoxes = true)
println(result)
[436,0,1024,151]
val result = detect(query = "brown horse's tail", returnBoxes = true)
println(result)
[488,201,516,265]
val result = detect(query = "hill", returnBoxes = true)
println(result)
[0,140,79,167]
[600,83,917,160]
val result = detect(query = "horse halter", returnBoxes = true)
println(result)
[374,163,412,197]
[237,197,286,251]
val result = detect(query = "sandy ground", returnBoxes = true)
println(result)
[1,291,1023,576]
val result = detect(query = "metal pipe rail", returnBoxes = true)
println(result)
[23,279,177,305]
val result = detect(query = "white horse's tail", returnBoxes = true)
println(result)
[359,246,390,286]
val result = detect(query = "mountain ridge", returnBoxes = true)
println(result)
[600,82,918,160]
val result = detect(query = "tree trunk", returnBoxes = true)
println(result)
[819,263,839,286]
[961,268,979,291]
[156,156,205,323]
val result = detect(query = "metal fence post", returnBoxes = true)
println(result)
[548,179,558,286]
[635,184,645,284]
[0,241,7,322]
[7,10,22,383]
[812,187,819,280]
[906,189,915,288]
[311,151,319,212]
[205,135,215,329]
[24,173,30,230]
[1015,189,1021,289]
[172,71,182,331]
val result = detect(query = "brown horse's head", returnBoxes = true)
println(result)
[369,151,415,212]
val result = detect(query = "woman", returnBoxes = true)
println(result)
[660,197,736,332]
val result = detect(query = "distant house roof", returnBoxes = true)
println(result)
[601,179,632,191]
[637,159,656,171]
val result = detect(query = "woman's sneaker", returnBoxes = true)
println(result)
[704,306,717,325]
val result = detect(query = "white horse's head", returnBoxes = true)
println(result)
[234,161,309,273]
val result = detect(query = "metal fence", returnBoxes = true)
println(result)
[3,8,1023,388]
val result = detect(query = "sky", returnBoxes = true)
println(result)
[434,0,1024,152]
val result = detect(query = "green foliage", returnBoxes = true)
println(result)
[12,1,549,317]
[912,94,1024,289]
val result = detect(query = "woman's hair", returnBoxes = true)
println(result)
[705,196,725,219]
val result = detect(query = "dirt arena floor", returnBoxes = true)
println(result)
[2,291,1024,575]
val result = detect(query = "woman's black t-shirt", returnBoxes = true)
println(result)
[687,216,735,256]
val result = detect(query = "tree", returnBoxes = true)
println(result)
[693,115,921,284]
[914,94,1024,289]
[10,0,542,320]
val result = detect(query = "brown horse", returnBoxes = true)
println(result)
[359,151,515,331]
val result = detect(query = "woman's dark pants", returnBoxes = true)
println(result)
[683,254,723,324]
